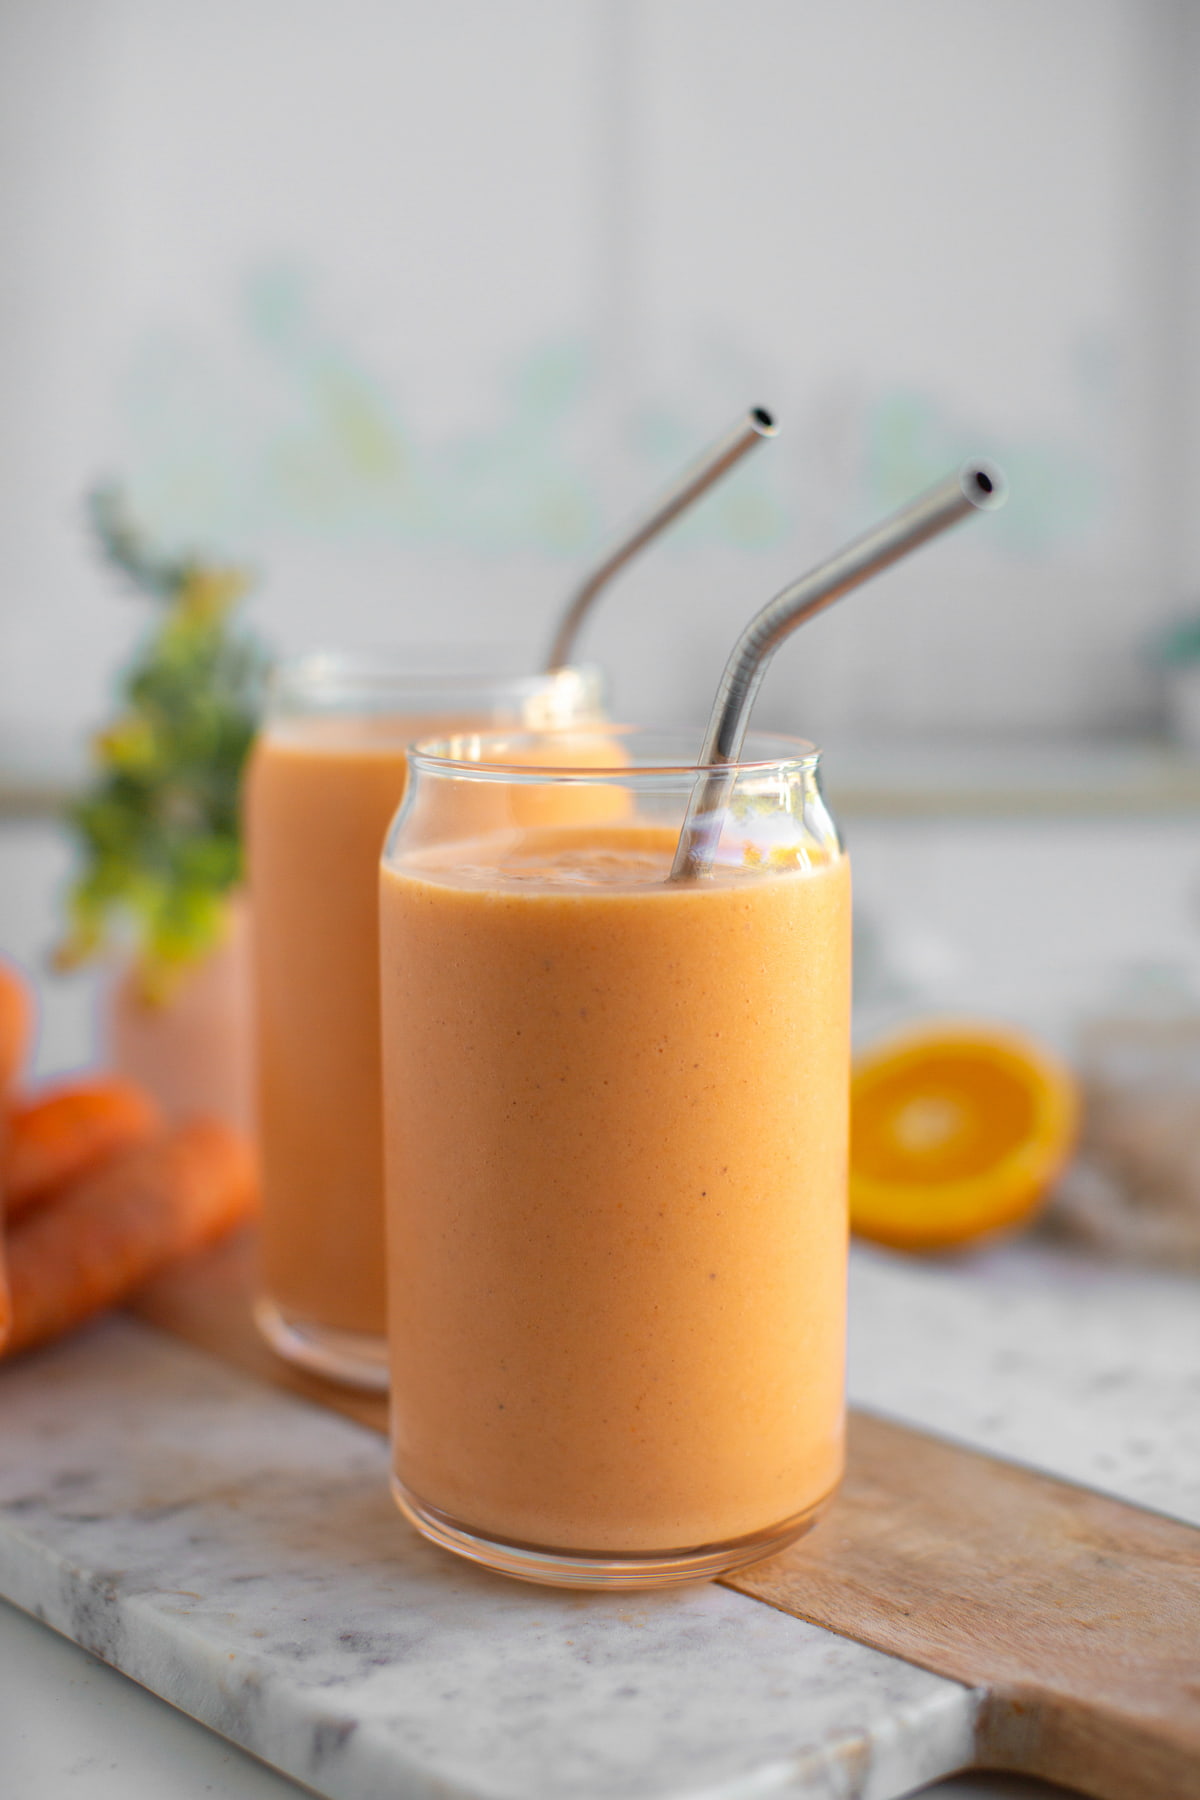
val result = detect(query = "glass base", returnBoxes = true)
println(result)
[254,1296,390,1392]
[390,1474,835,1589]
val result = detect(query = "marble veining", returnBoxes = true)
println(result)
[0,1318,976,1800]
[2,1240,1196,1798]
[848,1239,1200,1526]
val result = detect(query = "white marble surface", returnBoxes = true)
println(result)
[0,1597,1073,1800]
[0,1595,307,1799]
[848,1238,1200,1528]
[0,1317,981,1800]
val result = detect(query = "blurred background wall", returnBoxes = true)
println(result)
[3,0,1199,768]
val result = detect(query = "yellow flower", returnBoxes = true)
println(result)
[95,716,158,771]
[177,566,250,622]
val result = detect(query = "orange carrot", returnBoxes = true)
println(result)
[6,1077,163,1219]
[5,1119,258,1357]
[0,1208,9,1353]
[0,959,34,1341]
[0,958,33,1093]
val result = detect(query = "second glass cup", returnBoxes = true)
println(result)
[244,653,600,1389]
[379,727,852,1586]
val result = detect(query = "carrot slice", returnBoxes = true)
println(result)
[6,1077,163,1218]
[0,958,33,1094]
[4,1119,258,1357]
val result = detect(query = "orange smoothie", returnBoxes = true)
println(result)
[245,667,602,1387]
[379,820,851,1569]
[246,714,442,1348]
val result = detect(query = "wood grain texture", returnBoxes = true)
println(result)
[129,1235,1200,1799]
[130,1229,388,1436]
[725,1413,1200,1800]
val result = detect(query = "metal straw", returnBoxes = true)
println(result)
[544,407,778,670]
[670,461,1007,881]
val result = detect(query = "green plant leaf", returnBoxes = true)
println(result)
[59,485,266,998]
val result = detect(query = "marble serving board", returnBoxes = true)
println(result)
[1,1237,1197,1800]
[0,1314,976,1800]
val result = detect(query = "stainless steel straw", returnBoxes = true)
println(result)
[544,408,778,671]
[670,461,1007,880]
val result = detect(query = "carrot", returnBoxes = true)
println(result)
[4,1119,258,1357]
[0,960,34,1339]
[0,1210,9,1352]
[6,1077,163,1219]
[0,958,33,1094]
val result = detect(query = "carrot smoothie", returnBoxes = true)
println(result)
[245,658,598,1389]
[379,730,851,1584]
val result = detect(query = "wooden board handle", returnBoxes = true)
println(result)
[724,1413,1200,1800]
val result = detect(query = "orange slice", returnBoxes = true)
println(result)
[849,1021,1080,1251]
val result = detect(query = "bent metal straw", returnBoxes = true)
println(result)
[670,462,1007,881]
[544,408,777,671]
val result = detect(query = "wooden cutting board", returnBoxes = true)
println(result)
[131,1233,1200,1800]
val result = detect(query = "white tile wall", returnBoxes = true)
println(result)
[2,0,1198,765]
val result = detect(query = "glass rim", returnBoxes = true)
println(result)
[267,648,601,701]
[408,724,822,780]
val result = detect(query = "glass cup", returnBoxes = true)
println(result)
[379,726,852,1586]
[244,653,600,1390]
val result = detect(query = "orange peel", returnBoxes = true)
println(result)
[849,1020,1080,1251]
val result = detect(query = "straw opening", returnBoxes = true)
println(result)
[963,461,1006,509]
